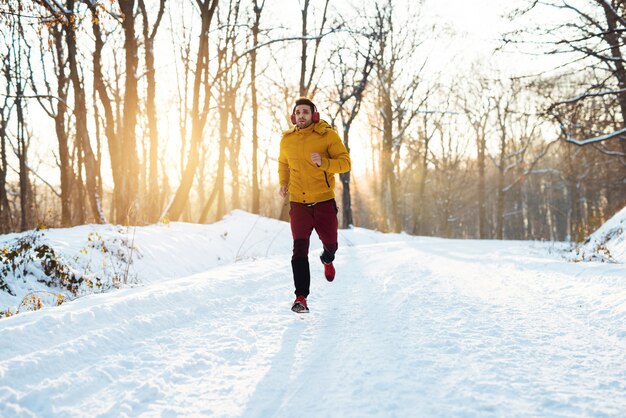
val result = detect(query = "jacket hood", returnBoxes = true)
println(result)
[282,119,334,137]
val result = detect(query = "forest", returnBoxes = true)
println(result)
[0,0,624,241]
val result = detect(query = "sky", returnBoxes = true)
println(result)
[426,0,515,37]
[420,0,561,77]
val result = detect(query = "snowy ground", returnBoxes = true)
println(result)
[1,210,625,417]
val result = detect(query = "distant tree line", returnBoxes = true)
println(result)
[0,0,623,242]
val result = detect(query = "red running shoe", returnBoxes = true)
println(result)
[321,256,335,282]
[291,295,309,313]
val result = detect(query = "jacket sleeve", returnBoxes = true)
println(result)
[319,131,351,174]
[278,137,290,187]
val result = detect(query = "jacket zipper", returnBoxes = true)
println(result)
[324,172,330,188]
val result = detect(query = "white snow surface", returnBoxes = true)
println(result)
[1,210,626,417]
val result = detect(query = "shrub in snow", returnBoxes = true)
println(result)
[1,230,84,296]
[19,293,43,312]
[570,206,626,263]
[0,227,140,318]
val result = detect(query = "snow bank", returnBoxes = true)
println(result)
[571,206,626,263]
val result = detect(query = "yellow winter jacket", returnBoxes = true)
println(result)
[278,119,351,204]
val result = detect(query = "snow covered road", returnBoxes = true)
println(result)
[1,236,626,417]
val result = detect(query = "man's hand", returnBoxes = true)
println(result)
[279,185,288,198]
[310,152,322,167]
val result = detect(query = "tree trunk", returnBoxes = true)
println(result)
[381,71,399,232]
[0,139,9,232]
[1,59,13,232]
[167,1,219,221]
[340,126,353,228]
[414,128,430,235]
[477,132,487,238]
[88,3,120,224]
[496,137,506,240]
[73,141,86,225]
[198,183,218,223]
[228,98,241,210]
[601,2,626,156]
[391,145,401,231]
[139,0,166,222]
[52,26,73,227]
[15,36,31,231]
[118,0,140,224]
[250,0,262,214]
[65,0,104,223]
[299,0,309,97]
[215,100,228,219]
[569,178,582,241]
[0,119,10,232]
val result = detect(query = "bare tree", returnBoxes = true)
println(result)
[65,0,105,223]
[371,0,428,232]
[329,31,375,227]
[84,1,121,223]
[249,0,264,214]
[429,118,471,238]
[138,0,167,222]
[6,12,34,231]
[298,0,331,98]
[490,79,557,239]
[461,77,493,239]
[411,95,448,236]
[166,0,219,221]
[0,21,14,232]
[198,0,248,222]
[509,0,626,159]
[36,23,74,226]
[115,0,141,223]
[32,0,106,223]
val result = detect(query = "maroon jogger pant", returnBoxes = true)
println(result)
[289,199,338,297]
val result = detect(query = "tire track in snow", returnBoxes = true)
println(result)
[1,257,295,417]
[243,241,626,417]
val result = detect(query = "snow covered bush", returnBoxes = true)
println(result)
[570,206,626,263]
[0,226,140,318]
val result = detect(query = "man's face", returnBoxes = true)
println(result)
[294,104,313,128]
